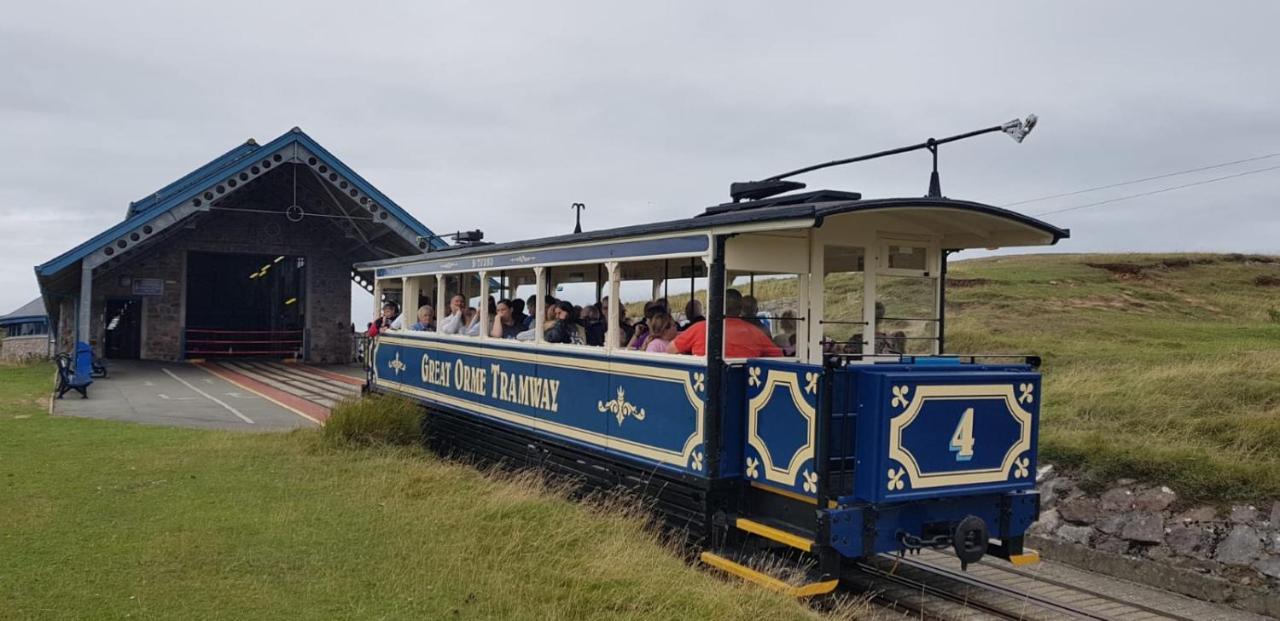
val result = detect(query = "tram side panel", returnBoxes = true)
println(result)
[372,335,712,481]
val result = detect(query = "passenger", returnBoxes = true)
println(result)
[439,295,467,334]
[581,304,606,346]
[667,289,782,358]
[524,294,539,329]
[627,301,665,350]
[368,301,399,337]
[681,299,705,329]
[742,295,771,335]
[874,301,908,355]
[410,305,436,331]
[644,312,678,353]
[490,299,522,339]
[544,300,586,344]
[463,307,482,337]
[610,300,635,346]
[510,298,528,329]
[773,310,797,353]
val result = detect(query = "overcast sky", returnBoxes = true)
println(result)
[2,1,1278,319]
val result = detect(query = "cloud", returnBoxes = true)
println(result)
[2,0,1278,319]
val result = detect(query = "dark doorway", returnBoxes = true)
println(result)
[104,299,142,359]
[185,251,306,357]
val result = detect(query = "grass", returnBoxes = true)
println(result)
[942,253,1280,504]
[0,363,834,620]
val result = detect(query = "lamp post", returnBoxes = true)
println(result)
[571,202,586,234]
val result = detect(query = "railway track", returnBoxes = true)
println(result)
[842,550,1218,621]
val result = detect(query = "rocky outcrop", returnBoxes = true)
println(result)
[1032,466,1280,589]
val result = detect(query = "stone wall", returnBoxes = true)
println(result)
[0,335,51,362]
[78,211,354,363]
[1032,465,1280,612]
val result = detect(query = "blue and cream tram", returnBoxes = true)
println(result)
[357,123,1067,596]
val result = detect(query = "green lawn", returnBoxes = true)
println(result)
[0,364,825,620]
[945,253,1280,504]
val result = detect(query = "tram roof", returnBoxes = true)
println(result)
[356,195,1068,275]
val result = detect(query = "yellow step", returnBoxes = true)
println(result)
[733,517,813,553]
[700,551,838,598]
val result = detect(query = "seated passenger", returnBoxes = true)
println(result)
[773,310,797,355]
[523,294,539,329]
[581,304,606,346]
[410,305,436,331]
[368,302,399,337]
[463,307,482,337]
[667,289,782,358]
[873,302,908,355]
[681,299,705,329]
[627,301,665,350]
[544,301,586,344]
[644,312,678,353]
[490,299,522,339]
[510,298,528,329]
[439,295,467,334]
[742,295,771,336]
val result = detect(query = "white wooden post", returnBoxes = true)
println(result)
[605,262,620,351]
[863,242,879,355]
[436,274,446,326]
[478,271,490,339]
[534,267,546,344]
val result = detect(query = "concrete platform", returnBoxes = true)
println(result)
[52,360,352,431]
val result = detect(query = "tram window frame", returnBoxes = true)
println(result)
[872,239,941,356]
[609,257,708,360]
[724,270,804,360]
[819,244,868,356]
[488,268,538,342]
[436,271,487,338]
[540,263,606,350]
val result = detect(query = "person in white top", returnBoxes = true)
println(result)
[438,294,468,335]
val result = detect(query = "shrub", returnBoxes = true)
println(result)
[1269,308,1280,324]
[322,393,423,447]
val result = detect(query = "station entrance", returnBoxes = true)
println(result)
[184,251,306,358]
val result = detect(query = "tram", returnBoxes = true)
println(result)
[357,117,1066,596]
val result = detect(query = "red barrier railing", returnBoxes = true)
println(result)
[184,328,304,357]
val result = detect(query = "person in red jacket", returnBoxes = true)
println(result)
[668,289,782,358]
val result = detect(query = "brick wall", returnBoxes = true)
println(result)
[80,211,355,363]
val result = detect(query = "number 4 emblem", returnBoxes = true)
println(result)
[950,408,976,462]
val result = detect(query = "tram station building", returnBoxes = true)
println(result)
[35,128,442,363]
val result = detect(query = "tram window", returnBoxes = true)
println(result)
[726,271,799,358]
[821,245,866,354]
[545,264,604,347]
[440,272,484,337]
[886,244,929,271]
[875,274,938,355]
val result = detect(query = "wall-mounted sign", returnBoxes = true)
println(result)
[132,278,164,296]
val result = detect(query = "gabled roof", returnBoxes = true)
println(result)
[0,297,46,324]
[126,140,262,218]
[36,127,444,279]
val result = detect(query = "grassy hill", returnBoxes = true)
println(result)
[0,364,833,620]
[945,253,1280,504]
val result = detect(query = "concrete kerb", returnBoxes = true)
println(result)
[1029,535,1280,618]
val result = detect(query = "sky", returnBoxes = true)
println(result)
[2,1,1278,320]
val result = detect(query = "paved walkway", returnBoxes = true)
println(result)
[53,360,364,431]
